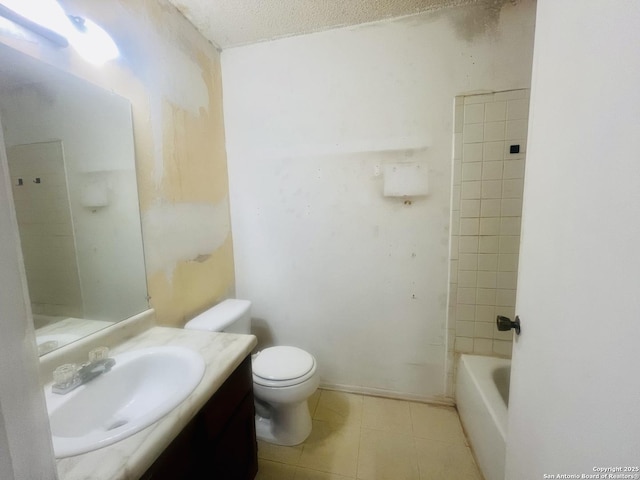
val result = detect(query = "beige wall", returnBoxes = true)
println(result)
[0,0,235,326]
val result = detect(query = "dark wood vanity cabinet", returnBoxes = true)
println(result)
[140,356,258,480]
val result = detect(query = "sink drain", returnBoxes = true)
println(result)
[106,419,129,431]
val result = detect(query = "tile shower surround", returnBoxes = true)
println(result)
[448,90,529,367]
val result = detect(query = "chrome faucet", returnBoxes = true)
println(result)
[52,346,116,395]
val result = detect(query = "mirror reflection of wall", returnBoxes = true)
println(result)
[0,45,148,355]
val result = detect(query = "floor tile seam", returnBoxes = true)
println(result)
[294,464,357,479]
[413,433,472,449]
[358,423,415,436]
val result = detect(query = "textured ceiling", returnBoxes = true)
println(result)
[166,0,475,49]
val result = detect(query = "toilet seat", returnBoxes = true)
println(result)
[253,346,317,388]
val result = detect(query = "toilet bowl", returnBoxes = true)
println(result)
[184,299,319,446]
[252,346,320,445]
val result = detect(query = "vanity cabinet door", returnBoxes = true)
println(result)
[138,419,199,480]
[206,393,258,479]
[140,356,257,480]
[199,356,258,479]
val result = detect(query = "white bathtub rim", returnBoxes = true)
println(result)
[459,354,510,441]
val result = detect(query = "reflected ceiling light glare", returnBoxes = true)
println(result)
[0,0,71,45]
[67,16,119,66]
[0,0,119,66]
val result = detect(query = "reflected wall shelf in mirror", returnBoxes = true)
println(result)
[0,44,148,355]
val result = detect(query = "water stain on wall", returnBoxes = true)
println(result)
[433,0,524,42]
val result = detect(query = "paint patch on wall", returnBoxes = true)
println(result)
[142,198,231,279]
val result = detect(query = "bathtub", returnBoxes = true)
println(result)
[456,355,511,480]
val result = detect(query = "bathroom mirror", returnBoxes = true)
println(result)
[0,44,148,355]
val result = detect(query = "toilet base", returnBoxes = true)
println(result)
[254,400,312,446]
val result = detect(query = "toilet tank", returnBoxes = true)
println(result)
[184,299,251,334]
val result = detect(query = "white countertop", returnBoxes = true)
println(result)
[55,326,257,480]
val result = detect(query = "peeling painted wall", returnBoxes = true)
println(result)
[0,0,234,327]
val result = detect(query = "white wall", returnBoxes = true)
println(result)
[222,1,536,399]
[506,0,640,476]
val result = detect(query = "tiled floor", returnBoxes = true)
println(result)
[255,389,483,480]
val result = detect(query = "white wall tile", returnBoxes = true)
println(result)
[481,180,502,199]
[464,104,485,124]
[454,105,464,132]
[496,305,516,321]
[499,235,521,253]
[478,236,500,253]
[460,199,481,218]
[500,217,522,235]
[451,211,460,235]
[461,181,482,199]
[456,320,475,337]
[494,328,514,341]
[480,199,501,217]
[458,270,477,288]
[484,121,506,141]
[502,178,524,198]
[498,253,519,272]
[494,89,528,101]
[474,322,495,339]
[463,143,483,163]
[482,161,504,180]
[476,305,496,323]
[485,102,507,122]
[477,271,497,288]
[464,93,494,104]
[507,98,530,120]
[506,119,529,139]
[493,340,513,356]
[503,160,526,179]
[459,236,479,252]
[474,338,494,355]
[452,187,461,210]
[497,271,518,289]
[496,288,517,307]
[457,287,476,305]
[452,161,462,186]
[480,217,501,235]
[483,141,505,161]
[478,253,499,271]
[458,253,478,270]
[455,337,474,353]
[450,237,459,259]
[457,304,476,321]
[450,266,458,284]
[460,218,479,236]
[451,89,529,361]
[476,288,497,305]
[463,123,484,143]
[501,198,523,217]
[462,162,482,181]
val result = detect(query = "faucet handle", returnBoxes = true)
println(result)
[88,346,110,362]
[53,363,78,389]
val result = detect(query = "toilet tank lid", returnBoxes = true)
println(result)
[184,299,251,332]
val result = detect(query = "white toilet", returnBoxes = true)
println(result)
[184,299,319,446]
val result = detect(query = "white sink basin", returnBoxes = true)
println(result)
[45,346,205,458]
